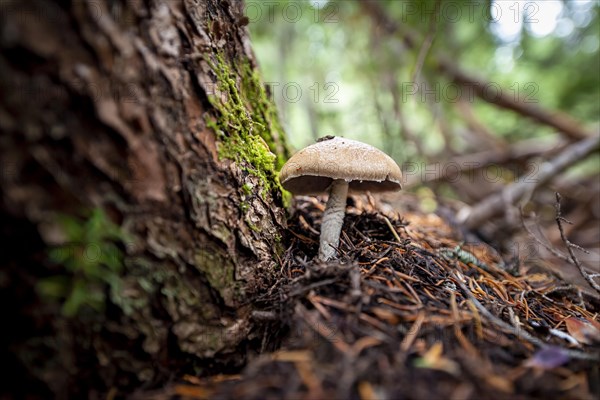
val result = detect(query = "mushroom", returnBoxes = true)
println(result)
[279,136,402,261]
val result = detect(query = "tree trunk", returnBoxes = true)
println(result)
[0,0,288,396]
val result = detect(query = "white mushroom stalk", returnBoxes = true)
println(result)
[319,179,349,261]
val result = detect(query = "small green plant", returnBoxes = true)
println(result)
[37,208,129,317]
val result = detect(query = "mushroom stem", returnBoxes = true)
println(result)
[319,179,349,261]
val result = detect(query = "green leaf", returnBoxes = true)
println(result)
[61,279,89,317]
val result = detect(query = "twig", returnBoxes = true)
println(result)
[460,134,600,228]
[548,328,579,345]
[453,272,600,362]
[411,0,439,85]
[519,208,572,264]
[382,215,402,243]
[400,311,425,352]
[296,304,351,354]
[288,278,340,297]
[453,273,541,346]
[555,193,600,294]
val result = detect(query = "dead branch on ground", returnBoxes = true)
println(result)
[403,137,567,188]
[554,193,600,294]
[458,135,599,228]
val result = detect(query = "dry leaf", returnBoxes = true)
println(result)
[565,317,600,345]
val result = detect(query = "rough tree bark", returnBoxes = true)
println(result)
[0,0,288,396]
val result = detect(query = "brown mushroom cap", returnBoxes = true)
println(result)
[279,136,402,195]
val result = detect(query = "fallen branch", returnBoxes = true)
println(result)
[437,60,591,141]
[459,135,600,228]
[358,0,593,141]
[555,193,600,294]
[519,208,572,265]
[404,137,567,188]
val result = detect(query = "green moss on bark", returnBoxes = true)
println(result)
[205,54,289,200]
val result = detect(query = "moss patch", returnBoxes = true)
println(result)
[241,183,253,196]
[205,54,288,200]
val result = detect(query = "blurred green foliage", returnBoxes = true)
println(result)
[37,209,129,317]
[246,0,599,164]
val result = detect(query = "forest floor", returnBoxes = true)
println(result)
[144,196,600,400]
